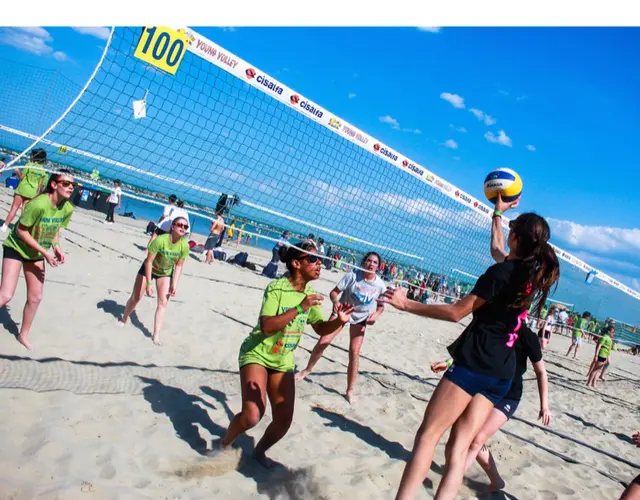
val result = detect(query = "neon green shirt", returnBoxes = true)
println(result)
[238,277,324,372]
[147,234,188,277]
[15,162,48,199]
[598,335,613,358]
[3,194,73,259]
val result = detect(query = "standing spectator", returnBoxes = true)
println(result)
[204,211,225,264]
[104,179,122,224]
[558,308,569,335]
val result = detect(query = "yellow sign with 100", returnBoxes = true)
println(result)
[133,27,190,75]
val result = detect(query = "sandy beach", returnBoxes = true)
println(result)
[0,190,638,500]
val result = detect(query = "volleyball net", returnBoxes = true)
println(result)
[0,26,639,325]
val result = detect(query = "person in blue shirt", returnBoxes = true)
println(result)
[5,172,19,190]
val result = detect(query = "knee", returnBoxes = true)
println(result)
[157,297,169,308]
[0,290,14,306]
[242,406,265,429]
[27,291,43,306]
[444,437,469,464]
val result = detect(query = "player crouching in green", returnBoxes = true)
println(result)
[219,241,354,467]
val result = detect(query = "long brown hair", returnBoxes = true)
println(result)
[510,213,560,315]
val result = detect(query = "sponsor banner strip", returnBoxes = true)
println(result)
[169,28,638,301]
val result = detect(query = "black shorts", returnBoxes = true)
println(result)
[3,245,44,263]
[154,227,167,236]
[494,397,520,419]
[597,356,608,363]
[538,330,551,340]
[137,264,171,281]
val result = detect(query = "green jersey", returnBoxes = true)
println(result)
[238,277,324,372]
[147,234,189,277]
[598,335,613,358]
[3,194,74,259]
[15,162,48,199]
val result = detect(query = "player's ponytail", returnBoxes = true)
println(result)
[509,213,560,315]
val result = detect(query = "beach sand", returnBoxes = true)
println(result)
[0,191,638,499]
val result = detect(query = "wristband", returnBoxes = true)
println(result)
[146,281,153,288]
[295,304,304,315]
[445,359,453,368]
[493,209,503,218]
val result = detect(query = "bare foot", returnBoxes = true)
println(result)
[16,335,32,350]
[487,478,506,492]
[295,368,311,382]
[152,336,162,346]
[117,317,127,327]
[345,390,355,405]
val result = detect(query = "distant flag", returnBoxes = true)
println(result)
[133,89,149,119]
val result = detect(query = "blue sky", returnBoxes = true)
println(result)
[0,26,639,320]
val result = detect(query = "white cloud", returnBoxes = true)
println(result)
[16,27,52,41]
[440,92,465,109]
[449,124,467,133]
[484,130,512,147]
[516,95,528,101]
[0,27,54,55]
[348,92,357,99]
[379,115,421,134]
[72,27,110,40]
[453,156,461,161]
[444,139,458,149]
[379,115,400,130]
[418,26,441,33]
[469,108,497,126]
[548,219,640,257]
[498,89,509,96]
[52,51,68,62]
[526,144,536,151]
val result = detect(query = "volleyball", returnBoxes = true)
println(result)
[483,168,523,203]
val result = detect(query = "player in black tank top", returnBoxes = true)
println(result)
[379,194,560,499]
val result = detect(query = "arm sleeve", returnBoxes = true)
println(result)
[306,305,325,325]
[470,263,508,302]
[258,284,281,317]
[147,236,161,254]
[336,272,355,291]
[524,328,543,363]
[181,242,190,260]
[61,205,74,228]
[18,199,43,228]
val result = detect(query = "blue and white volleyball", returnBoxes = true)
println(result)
[483,168,523,203]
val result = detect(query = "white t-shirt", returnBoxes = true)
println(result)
[158,207,190,232]
[558,311,569,325]
[336,270,387,324]
[159,203,174,224]
[107,186,122,204]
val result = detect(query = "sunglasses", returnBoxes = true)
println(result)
[300,254,320,264]
[173,223,189,230]
[58,180,77,188]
